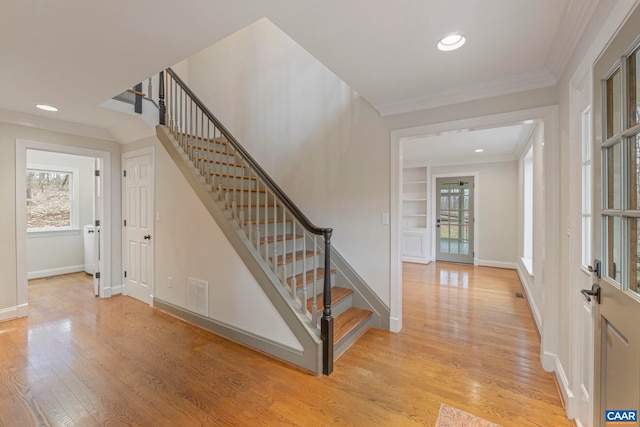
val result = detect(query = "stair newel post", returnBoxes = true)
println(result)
[321,229,334,375]
[158,71,166,126]
[272,193,278,275]
[312,234,318,325]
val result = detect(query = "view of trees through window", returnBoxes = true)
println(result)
[26,169,72,229]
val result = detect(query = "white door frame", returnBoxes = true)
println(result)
[431,172,479,265]
[390,106,560,370]
[121,146,155,305]
[16,139,112,311]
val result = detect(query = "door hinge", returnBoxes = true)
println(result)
[95,220,100,227]
[124,219,127,226]
[124,170,127,177]
[124,271,127,278]
[95,272,101,279]
[95,170,100,177]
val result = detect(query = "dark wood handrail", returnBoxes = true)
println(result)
[164,68,332,238]
[159,68,334,375]
[126,88,146,97]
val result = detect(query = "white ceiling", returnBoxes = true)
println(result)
[0,0,597,142]
[402,123,536,167]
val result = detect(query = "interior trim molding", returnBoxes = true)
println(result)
[377,69,556,117]
[546,0,601,80]
[0,109,114,141]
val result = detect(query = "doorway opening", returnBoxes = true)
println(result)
[390,106,560,355]
[16,140,112,316]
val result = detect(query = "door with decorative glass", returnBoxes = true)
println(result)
[435,177,474,264]
[592,15,640,426]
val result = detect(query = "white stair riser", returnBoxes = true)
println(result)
[294,272,337,298]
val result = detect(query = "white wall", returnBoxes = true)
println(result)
[0,122,121,315]
[186,18,391,305]
[26,150,94,278]
[430,161,518,267]
[123,136,302,350]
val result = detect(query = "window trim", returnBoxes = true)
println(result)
[26,163,80,234]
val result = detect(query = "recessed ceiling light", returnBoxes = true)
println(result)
[36,104,58,112]
[475,149,484,153]
[437,34,466,51]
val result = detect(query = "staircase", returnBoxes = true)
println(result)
[155,68,384,375]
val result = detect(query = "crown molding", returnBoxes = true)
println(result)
[0,109,115,141]
[377,69,557,117]
[546,0,601,80]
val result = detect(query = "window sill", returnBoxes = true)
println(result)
[521,257,533,276]
[27,228,81,238]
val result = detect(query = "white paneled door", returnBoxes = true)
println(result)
[124,151,154,305]
[592,17,640,427]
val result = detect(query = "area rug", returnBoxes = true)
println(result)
[436,403,503,427]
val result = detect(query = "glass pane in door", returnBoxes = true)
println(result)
[606,215,622,282]
[631,135,640,210]
[629,47,640,127]
[606,69,622,138]
[606,143,622,210]
[631,218,640,294]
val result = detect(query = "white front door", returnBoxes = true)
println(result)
[570,69,594,427]
[123,151,154,305]
[592,16,640,426]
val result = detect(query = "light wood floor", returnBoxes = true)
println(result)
[0,263,571,426]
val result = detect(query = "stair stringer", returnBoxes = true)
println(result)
[156,125,323,375]
[330,249,390,330]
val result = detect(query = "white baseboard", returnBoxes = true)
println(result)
[402,257,431,264]
[0,306,17,321]
[390,316,402,333]
[516,264,542,333]
[111,285,123,295]
[0,303,28,321]
[475,259,517,269]
[546,351,575,420]
[28,265,85,279]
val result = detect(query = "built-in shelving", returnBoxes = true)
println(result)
[402,166,430,263]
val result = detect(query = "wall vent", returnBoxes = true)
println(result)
[188,277,209,316]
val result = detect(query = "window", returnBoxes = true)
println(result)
[522,146,533,274]
[582,107,592,268]
[26,165,79,232]
[600,41,640,294]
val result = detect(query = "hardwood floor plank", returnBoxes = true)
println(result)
[0,264,571,426]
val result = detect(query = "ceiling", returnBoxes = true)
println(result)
[0,0,597,143]
[402,123,536,167]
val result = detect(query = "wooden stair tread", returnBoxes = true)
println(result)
[245,218,293,225]
[334,307,372,344]
[306,287,353,312]
[274,250,317,265]
[209,171,254,180]
[220,187,266,193]
[286,268,336,287]
[178,132,229,144]
[260,234,303,244]
[185,143,230,156]
[239,203,277,207]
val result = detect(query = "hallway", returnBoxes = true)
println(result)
[0,264,570,426]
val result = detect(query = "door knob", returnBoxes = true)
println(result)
[580,283,601,304]
[144,235,151,240]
